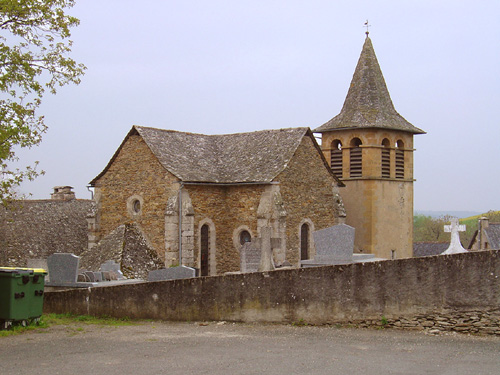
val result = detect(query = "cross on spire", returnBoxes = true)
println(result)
[364,20,371,36]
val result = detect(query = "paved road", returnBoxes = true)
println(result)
[1,321,499,375]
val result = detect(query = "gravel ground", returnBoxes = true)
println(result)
[1,321,499,375]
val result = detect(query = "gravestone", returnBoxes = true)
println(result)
[442,217,468,254]
[47,253,80,284]
[147,266,196,282]
[240,241,261,273]
[301,224,355,267]
[46,253,98,287]
[100,260,124,279]
[84,271,96,282]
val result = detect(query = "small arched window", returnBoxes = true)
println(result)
[239,230,251,245]
[330,140,343,178]
[381,138,390,178]
[350,138,362,178]
[395,140,404,179]
[300,223,310,260]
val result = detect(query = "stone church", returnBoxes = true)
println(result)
[87,34,423,275]
[89,127,345,275]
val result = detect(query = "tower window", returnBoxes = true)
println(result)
[349,138,362,178]
[381,138,390,178]
[395,140,404,179]
[330,140,343,178]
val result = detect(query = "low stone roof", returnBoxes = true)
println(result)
[413,242,449,257]
[315,37,425,134]
[79,223,163,280]
[0,199,94,266]
[91,126,340,185]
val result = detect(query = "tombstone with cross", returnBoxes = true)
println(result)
[441,217,468,254]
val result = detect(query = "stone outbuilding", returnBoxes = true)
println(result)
[0,187,93,266]
[468,217,500,250]
[89,126,346,275]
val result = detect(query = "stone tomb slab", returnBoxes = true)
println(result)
[302,224,355,266]
[46,253,97,287]
[47,253,79,284]
[148,266,196,282]
[240,241,261,273]
[100,260,124,279]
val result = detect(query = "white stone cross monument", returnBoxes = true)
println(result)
[441,217,468,254]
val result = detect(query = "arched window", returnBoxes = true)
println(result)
[200,224,210,276]
[300,223,310,260]
[330,140,343,178]
[381,138,390,178]
[349,138,362,178]
[239,230,251,245]
[395,140,404,179]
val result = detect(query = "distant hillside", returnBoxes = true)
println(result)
[414,210,481,219]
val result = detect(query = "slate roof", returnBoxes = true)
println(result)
[91,126,341,185]
[485,224,500,249]
[315,36,425,134]
[468,223,500,250]
[0,199,94,267]
[413,242,449,257]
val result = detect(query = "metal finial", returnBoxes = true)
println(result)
[364,20,371,36]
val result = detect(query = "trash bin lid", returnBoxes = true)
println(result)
[0,267,34,275]
[0,267,46,274]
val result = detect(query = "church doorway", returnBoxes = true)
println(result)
[200,224,209,276]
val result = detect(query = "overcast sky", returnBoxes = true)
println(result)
[16,0,500,213]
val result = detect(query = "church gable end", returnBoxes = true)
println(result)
[93,132,179,260]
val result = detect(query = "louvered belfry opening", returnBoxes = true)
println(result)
[330,139,343,178]
[349,138,362,178]
[381,138,390,178]
[395,140,405,179]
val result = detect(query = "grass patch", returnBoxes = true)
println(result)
[43,313,136,326]
[0,313,138,337]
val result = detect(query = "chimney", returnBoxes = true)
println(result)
[478,217,490,250]
[51,186,76,201]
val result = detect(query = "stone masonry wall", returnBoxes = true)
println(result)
[187,184,266,274]
[277,136,340,265]
[93,134,179,261]
[44,250,500,336]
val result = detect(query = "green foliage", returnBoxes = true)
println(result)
[413,211,500,248]
[380,316,388,327]
[413,214,452,242]
[0,0,85,201]
[0,313,137,336]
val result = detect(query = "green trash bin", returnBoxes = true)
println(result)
[0,267,47,327]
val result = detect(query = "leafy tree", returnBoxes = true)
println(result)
[0,0,85,201]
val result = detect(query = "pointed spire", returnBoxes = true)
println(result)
[315,37,425,134]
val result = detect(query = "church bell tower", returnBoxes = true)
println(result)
[314,34,425,259]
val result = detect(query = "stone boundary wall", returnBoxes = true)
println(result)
[44,250,500,335]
